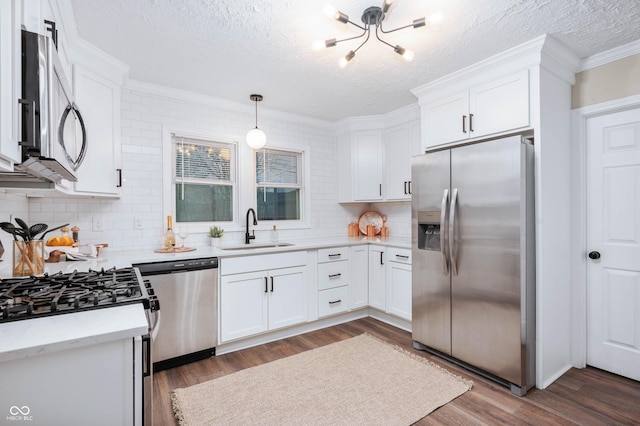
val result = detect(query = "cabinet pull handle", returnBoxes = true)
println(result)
[396,254,409,259]
[408,181,411,195]
[328,253,342,258]
[462,115,467,133]
[404,181,408,194]
[270,276,274,292]
[469,113,474,132]
[264,277,268,293]
[379,183,382,196]
[117,168,123,187]
[380,252,384,265]
[328,273,342,278]
[329,299,342,305]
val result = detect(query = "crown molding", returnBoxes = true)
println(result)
[124,80,335,130]
[578,38,640,72]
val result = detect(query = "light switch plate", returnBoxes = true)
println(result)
[92,216,104,232]
[134,217,143,230]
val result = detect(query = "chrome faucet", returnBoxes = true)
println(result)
[245,208,257,244]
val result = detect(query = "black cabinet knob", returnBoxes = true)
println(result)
[588,251,601,260]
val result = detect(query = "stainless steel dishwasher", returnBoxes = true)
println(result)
[134,257,218,371]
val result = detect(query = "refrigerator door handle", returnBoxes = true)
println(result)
[449,188,459,276]
[440,189,450,275]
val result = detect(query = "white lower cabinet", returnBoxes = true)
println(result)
[350,245,368,309]
[368,245,386,311]
[220,252,307,343]
[317,247,351,318]
[386,248,412,321]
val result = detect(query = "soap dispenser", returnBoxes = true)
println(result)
[270,225,279,243]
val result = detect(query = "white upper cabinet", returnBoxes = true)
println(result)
[337,107,421,203]
[352,130,384,201]
[72,65,122,196]
[0,0,21,171]
[384,119,421,200]
[421,70,530,149]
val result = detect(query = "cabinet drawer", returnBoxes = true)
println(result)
[388,247,411,264]
[318,261,350,290]
[318,286,350,318]
[317,247,349,263]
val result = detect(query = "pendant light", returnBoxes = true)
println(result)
[246,94,266,149]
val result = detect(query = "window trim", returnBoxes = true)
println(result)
[251,143,311,230]
[162,126,240,234]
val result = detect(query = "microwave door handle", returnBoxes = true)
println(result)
[18,99,37,148]
[73,104,88,169]
[449,188,459,276]
[440,189,449,275]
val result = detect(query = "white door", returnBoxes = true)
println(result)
[586,107,640,381]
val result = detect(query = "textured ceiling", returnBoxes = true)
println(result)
[68,0,640,122]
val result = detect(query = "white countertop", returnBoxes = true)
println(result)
[0,235,411,277]
[0,304,149,362]
[0,235,409,363]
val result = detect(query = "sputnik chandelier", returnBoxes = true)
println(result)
[315,0,443,68]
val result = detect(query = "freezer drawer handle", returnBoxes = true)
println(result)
[328,273,342,278]
[441,189,450,275]
[449,188,459,276]
[328,299,342,305]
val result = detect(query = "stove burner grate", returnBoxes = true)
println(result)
[0,267,149,322]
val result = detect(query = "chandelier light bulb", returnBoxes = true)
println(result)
[312,40,325,51]
[338,50,356,68]
[402,49,415,62]
[382,0,393,14]
[323,4,337,18]
[428,11,444,26]
[246,128,266,149]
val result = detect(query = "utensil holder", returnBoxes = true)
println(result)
[13,240,45,276]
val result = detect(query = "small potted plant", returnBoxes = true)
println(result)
[209,225,224,247]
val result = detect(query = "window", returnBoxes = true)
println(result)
[256,148,302,221]
[173,135,235,223]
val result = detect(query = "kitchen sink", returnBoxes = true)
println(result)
[219,242,295,251]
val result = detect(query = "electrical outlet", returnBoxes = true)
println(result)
[92,216,104,232]
[134,217,143,230]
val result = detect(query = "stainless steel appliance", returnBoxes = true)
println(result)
[0,29,87,188]
[134,257,218,371]
[411,134,535,396]
[0,267,160,425]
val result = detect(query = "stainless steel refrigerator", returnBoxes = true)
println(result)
[411,134,535,396]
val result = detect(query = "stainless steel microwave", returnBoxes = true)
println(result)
[17,29,87,184]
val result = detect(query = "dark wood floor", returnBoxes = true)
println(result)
[153,317,640,425]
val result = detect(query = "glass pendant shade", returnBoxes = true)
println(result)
[246,127,266,149]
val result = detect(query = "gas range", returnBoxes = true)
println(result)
[0,267,159,323]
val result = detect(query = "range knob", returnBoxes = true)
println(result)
[588,251,601,260]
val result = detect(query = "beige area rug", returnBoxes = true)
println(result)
[171,333,473,426]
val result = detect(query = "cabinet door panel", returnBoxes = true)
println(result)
[269,267,306,330]
[353,130,383,200]
[73,66,121,195]
[423,91,468,149]
[350,245,369,309]
[220,272,268,342]
[387,262,412,320]
[384,123,413,200]
[469,70,529,139]
[368,246,386,311]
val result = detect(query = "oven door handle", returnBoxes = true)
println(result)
[150,310,161,341]
[142,335,151,378]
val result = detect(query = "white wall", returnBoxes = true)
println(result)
[23,85,364,250]
[0,192,29,258]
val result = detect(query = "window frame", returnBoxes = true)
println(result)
[162,128,239,234]
[251,143,311,230]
